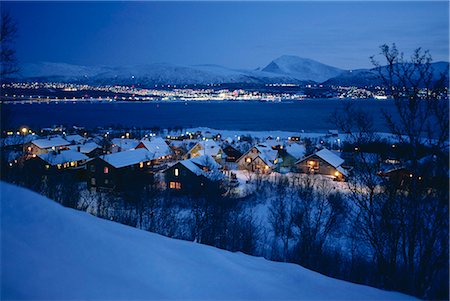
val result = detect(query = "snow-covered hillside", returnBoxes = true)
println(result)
[262,55,345,82]
[0,182,414,300]
[16,61,299,85]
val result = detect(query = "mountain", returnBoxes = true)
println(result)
[1,181,412,300]
[16,61,304,86]
[324,61,449,87]
[262,55,345,82]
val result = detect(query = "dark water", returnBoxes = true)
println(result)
[1,100,399,132]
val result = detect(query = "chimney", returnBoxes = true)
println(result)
[77,146,81,152]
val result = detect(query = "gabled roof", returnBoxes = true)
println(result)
[254,144,278,165]
[297,148,344,168]
[100,148,154,169]
[189,140,222,157]
[137,137,172,158]
[111,138,139,151]
[178,155,224,181]
[68,142,101,154]
[31,137,70,149]
[38,150,88,166]
[65,134,85,144]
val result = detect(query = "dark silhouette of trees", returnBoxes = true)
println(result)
[1,11,19,79]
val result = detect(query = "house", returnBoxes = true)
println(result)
[236,144,279,174]
[277,143,306,172]
[164,155,224,194]
[110,138,139,153]
[24,136,71,156]
[186,140,225,163]
[86,148,155,189]
[295,148,347,180]
[380,154,448,187]
[68,142,103,158]
[222,145,243,163]
[64,134,86,145]
[25,149,88,172]
[136,137,172,160]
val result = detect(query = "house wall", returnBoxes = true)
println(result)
[164,163,217,195]
[237,148,272,174]
[86,159,154,190]
[296,155,340,177]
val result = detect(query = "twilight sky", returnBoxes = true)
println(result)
[3,1,449,70]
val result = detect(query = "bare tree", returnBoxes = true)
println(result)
[1,11,19,78]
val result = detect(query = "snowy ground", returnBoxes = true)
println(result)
[1,182,414,300]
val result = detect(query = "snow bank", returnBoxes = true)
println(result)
[1,182,413,300]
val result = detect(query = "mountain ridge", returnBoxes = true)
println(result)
[13,56,449,87]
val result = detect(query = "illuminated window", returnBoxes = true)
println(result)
[45,165,50,169]
[174,168,179,176]
[70,161,76,167]
[104,167,109,174]
[57,164,62,169]
[139,162,144,168]
[169,181,181,189]
[245,157,251,163]
[27,146,32,152]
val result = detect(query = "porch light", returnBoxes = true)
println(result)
[334,171,340,177]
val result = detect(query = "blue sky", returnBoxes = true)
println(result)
[3,1,449,69]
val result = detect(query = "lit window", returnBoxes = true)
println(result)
[174,168,179,176]
[245,157,251,163]
[27,146,32,152]
[139,162,144,168]
[70,161,76,167]
[57,164,62,169]
[104,167,109,174]
[169,182,182,189]
[334,171,340,177]
[45,165,50,169]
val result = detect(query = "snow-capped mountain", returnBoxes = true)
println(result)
[262,55,345,82]
[16,61,303,85]
[1,182,412,300]
[14,57,449,86]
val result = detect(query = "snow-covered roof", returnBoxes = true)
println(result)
[304,148,344,168]
[100,148,154,169]
[179,155,223,181]
[138,137,171,158]
[190,140,222,157]
[31,137,70,149]
[111,138,139,151]
[254,144,278,165]
[285,143,306,159]
[38,150,88,165]
[64,134,85,144]
[68,142,101,154]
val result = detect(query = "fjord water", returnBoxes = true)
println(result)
[2,99,398,132]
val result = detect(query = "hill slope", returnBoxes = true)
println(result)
[1,182,412,300]
[262,55,345,82]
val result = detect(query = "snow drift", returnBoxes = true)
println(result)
[1,182,413,300]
